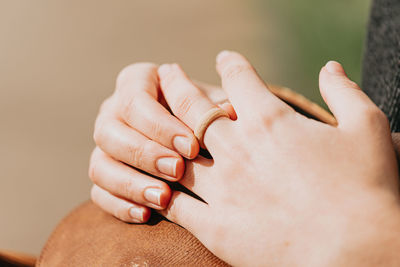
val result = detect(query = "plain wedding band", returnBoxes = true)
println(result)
[194,107,230,149]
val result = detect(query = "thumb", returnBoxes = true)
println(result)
[319,61,377,129]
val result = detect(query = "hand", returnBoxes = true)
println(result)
[156,51,400,266]
[88,63,235,223]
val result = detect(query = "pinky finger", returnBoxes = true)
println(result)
[91,185,151,223]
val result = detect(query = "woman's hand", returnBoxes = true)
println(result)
[88,63,235,223]
[157,51,400,266]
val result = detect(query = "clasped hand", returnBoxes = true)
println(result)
[89,51,400,266]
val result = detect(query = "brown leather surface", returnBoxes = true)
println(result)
[37,201,229,267]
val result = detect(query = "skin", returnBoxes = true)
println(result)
[90,62,235,222]
[90,51,400,266]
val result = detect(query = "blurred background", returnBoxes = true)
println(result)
[0,0,370,255]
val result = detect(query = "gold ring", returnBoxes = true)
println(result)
[194,107,229,149]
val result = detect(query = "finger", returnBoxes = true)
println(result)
[194,81,237,119]
[89,147,172,209]
[178,156,214,198]
[158,63,232,154]
[158,64,216,130]
[215,50,288,119]
[94,117,185,181]
[116,63,199,159]
[158,191,208,236]
[91,185,151,223]
[319,61,387,129]
[193,81,237,119]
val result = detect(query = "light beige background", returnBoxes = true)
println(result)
[0,0,290,255]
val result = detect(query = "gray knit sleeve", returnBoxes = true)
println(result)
[362,0,400,132]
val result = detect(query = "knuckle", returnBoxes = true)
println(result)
[93,119,106,146]
[346,80,361,90]
[127,140,154,168]
[88,148,106,184]
[93,119,117,150]
[98,96,114,113]
[127,142,144,167]
[121,95,140,122]
[122,178,137,201]
[174,95,195,118]
[149,120,164,141]
[362,106,388,127]
[88,161,96,182]
[88,150,100,182]
[222,63,253,80]
[116,65,134,88]
[93,98,118,145]
[259,106,291,132]
[116,62,158,87]
[159,68,178,89]
[331,75,360,90]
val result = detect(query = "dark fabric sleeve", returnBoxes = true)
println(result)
[362,0,400,132]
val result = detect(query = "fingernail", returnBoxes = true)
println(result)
[129,207,144,222]
[173,136,192,158]
[156,157,178,178]
[325,61,344,75]
[144,188,162,206]
[216,50,232,64]
[158,64,172,78]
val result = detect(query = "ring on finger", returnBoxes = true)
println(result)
[194,107,230,149]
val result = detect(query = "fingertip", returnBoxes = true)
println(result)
[141,207,152,223]
[174,157,186,180]
[319,62,360,91]
[116,62,159,87]
[158,63,184,79]
[158,183,172,209]
[173,135,200,159]
[129,206,151,223]
[324,61,346,76]
[188,137,200,159]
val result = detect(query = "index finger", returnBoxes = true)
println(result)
[216,51,289,119]
[115,63,199,159]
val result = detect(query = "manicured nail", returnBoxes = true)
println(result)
[156,157,178,178]
[173,136,192,158]
[216,50,232,64]
[158,64,172,78]
[325,61,344,75]
[129,207,144,222]
[144,188,162,206]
